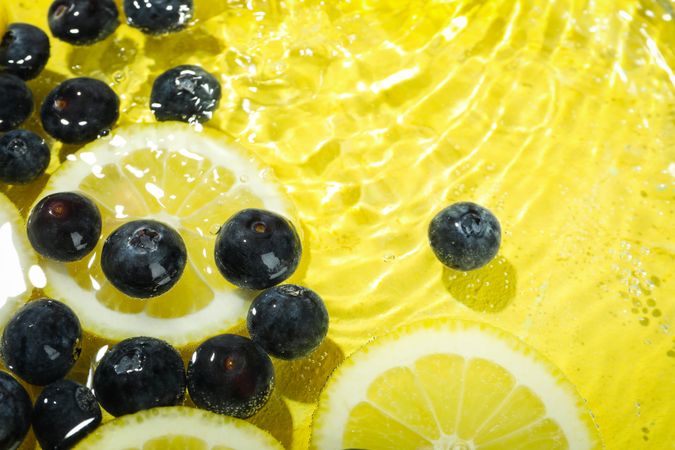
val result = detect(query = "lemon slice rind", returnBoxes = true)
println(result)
[311,317,600,450]
[39,124,295,347]
[74,406,284,450]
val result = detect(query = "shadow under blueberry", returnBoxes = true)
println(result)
[247,390,294,449]
[274,337,344,404]
[441,255,517,313]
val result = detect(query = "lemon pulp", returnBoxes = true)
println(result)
[2,0,674,448]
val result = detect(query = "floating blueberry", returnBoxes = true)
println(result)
[0,130,50,185]
[187,334,274,418]
[33,379,102,450]
[41,77,119,144]
[0,371,32,450]
[93,337,185,417]
[247,284,329,360]
[428,202,501,271]
[124,0,194,35]
[1,299,82,386]
[214,209,302,290]
[0,73,33,132]
[0,23,50,80]
[48,0,119,45]
[101,220,187,298]
[150,65,221,123]
[27,192,102,262]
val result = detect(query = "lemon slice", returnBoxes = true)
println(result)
[0,193,40,329]
[311,317,602,450]
[75,406,284,450]
[39,123,295,347]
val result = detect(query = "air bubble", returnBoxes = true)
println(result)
[383,253,395,262]
[639,317,649,326]
[209,224,222,235]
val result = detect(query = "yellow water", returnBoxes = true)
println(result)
[1,0,674,448]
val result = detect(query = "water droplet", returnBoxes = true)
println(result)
[652,309,662,318]
[113,71,125,83]
[667,350,675,358]
[639,317,649,326]
[209,224,222,235]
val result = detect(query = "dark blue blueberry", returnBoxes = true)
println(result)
[214,209,301,290]
[428,202,501,271]
[124,0,194,35]
[247,284,329,360]
[0,73,33,132]
[27,192,102,262]
[48,0,119,46]
[0,23,50,80]
[41,77,119,144]
[33,380,101,450]
[93,337,185,417]
[150,65,221,123]
[187,334,274,418]
[0,130,50,185]
[0,371,32,450]
[101,220,187,298]
[1,299,82,386]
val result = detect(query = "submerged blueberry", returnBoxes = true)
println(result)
[0,73,33,132]
[0,23,50,80]
[1,299,82,386]
[93,337,185,417]
[428,202,501,271]
[41,77,119,144]
[27,192,102,262]
[124,0,194,35]
[187,334,274,418]
[0,371,32,449]
[101,220,187,298]
[33,380,102,450]
[0,130,50,185]
[150,65,221,123]
[48,0,119,45]
[247,284,329,360]
[214,209,302,290]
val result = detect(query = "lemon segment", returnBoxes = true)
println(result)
[311,317,601,450]
[39,124,295,347]
[0,193,39,329]
[74,406,283,450]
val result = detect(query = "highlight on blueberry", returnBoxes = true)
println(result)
[1,299,82,386]
[0,371,32,450]
[101,220,187,298]
[93,336,185,417]
[214,209,302,290]
[0,23,51,80]
[0,130,50,185]
[0,73,33,132]
[187,334,274,419]
[428,201,501,271]
[27,192,102,262]
[48,0,120,45]
[33,379,102,450]
[41,77,120,144]
[150,65,221,123]
[124,0,194,35]
[247,284,329,360]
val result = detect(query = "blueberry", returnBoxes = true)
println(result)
[124,0,194,35]
[48,0,119,46]
[187,334,274,418]
[150,65,221,123]
[27,192,102,262]
[0,73,33,132]
[101,220,187,298]
[41,77,119,144]
[1,299,82,386]
[93,337,185,417]
[428,202,501,271]
[33,380,101,450]
[0,23,50,80]
[247,284,329,360]
[0,371,32,450]
[214,209,301,290]
[0,130,50,185]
